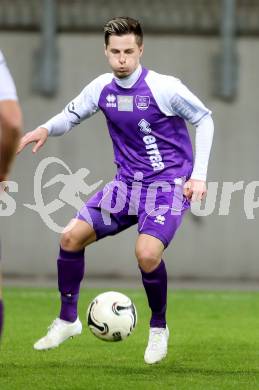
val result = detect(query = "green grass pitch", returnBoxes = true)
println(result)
[1,288,259,389]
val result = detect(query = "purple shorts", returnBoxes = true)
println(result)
[76,179,189,248]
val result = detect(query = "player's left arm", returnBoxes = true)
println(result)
[184,115,214,201]
[168,79,214,201]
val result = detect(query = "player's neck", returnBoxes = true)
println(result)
[114,65,142,89]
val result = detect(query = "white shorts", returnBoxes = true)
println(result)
[0,50,18,101]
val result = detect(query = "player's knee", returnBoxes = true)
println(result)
[60,231,83,252]
[136,248,160,273]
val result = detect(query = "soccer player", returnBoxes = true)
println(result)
[0,49,22,338]
[18,17,214,364]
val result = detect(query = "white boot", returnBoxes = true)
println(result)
[34,317,82,350]
[144,326,169,364]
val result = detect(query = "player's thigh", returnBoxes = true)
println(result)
[137,184,189,249]
[60,218,97,251]
[77,181,137,241]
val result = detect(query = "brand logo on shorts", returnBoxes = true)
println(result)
[154,215,166,225]
[135,95,150,110]
[106,94,117,108]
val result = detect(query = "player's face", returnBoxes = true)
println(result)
[105,34,143,78]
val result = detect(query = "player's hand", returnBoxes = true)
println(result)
[183,179,207,202]
[17,127,48,154]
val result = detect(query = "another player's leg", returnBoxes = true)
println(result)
[34,219,96,350]
[0,99,22,343]
[136,234,169,364]
[0,300,3,340]
[0,272,3,341]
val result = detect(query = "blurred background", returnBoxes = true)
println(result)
[1,0,259,288]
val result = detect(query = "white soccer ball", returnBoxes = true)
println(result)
[87,291,137,341]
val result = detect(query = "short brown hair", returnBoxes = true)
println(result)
[104,17,143,47]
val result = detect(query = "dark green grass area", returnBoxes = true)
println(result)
[1,289,259,390]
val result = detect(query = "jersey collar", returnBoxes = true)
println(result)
[114,65,142,89]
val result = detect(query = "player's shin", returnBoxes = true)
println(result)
[140,259,167,328]
[57,247,85,322]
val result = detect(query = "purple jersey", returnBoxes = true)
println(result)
[44,66,211,184]
[98,67,193,184]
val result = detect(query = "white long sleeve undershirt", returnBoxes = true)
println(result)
[190,115,214,181]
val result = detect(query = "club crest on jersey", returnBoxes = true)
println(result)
[106,94,117,108]
[135,95,150,110]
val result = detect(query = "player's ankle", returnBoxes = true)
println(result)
[59,315,77,323]
[150,312,166,328]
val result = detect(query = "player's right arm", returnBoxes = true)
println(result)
[0,51,22,182]
[0,102,22,181]
[17,73,112,154]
